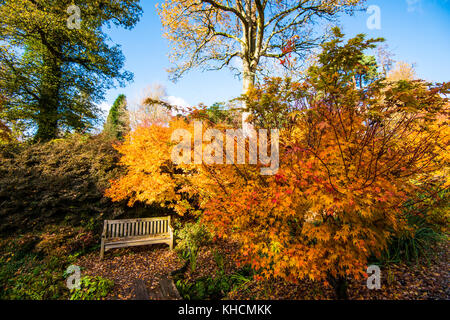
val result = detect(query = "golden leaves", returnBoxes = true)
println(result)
[105,59,448,289]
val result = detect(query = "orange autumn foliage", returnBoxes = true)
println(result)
[105,118,190,209]
[106,32,449,295]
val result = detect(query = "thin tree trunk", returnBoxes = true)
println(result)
[242,63,256,136]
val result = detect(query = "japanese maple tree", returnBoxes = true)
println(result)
[106,30,449,299]
[202,29,449,298]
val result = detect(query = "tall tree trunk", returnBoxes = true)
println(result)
[35,50,62,142]
[242,62,256,136]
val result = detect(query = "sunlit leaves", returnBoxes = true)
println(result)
[157,0,364,81]
[105,31,448,291]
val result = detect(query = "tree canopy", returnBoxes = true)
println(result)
[0,0,142,141]
[158,0,364,91]
[105,30,449,298]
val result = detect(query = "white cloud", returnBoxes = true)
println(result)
[166,96,191,113]
[97,102,112,113]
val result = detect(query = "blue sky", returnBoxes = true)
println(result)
[99,0,450,117]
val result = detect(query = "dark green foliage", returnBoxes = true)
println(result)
[309,27,385,90]
[205,102,236,125]
[380,212,447,265]
[373,188,448,265]
[175,246,253,300]
[383,224,443,264]
[359,55,380,84]
[0,134,126,234]
[173,228,254,300]
[103,94,130,140]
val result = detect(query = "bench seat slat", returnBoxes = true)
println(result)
[105,238,172,251]
[106,234,169,243]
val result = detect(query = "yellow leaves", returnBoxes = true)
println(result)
[270,241,282,254]
[105,65,448,291]
[105,120,190,209]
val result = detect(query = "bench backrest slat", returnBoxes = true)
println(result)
[104,216,170,239]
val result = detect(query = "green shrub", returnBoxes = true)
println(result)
[213,249,225,272]
[103,94,130,140]
[70,276,114,300]
[380,213,446,264]
[373,186,448,265]
[0,134,125,234]
[0,248,69,300]
[175,246,253,300]
[4,263,68,300]
[175,222,212,272]
[176,266,253,300]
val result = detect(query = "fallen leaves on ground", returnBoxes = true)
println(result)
[229,241,450,300]
[76,240,449,300]
[184,238,241,282]
[76,244,183,300]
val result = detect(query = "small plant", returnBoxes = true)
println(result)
[175,222,212,272]
[0,234,71,300]
[69,276,114,300]
[213,249,224,272]
[175,265,253,300]
[381,212,445,264]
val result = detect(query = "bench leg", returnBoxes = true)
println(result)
[100,239,105,260]
[169,239,173,250]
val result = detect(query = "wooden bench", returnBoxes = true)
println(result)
[100,216,173,259]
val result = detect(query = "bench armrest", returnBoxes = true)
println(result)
[101,221,107,239]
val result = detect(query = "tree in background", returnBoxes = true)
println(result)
[158,0,363,94]
[387,61,416,81]
[205,102,241,125]
[103,94,130,140]
[158,0,364,135]
[0,0,142,142]
[128,83,172,129]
